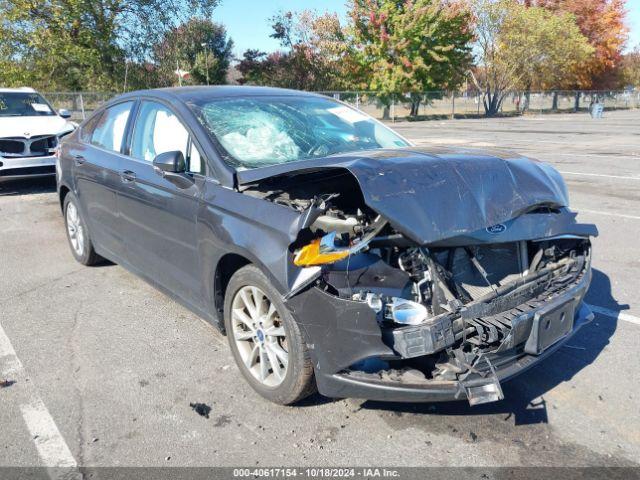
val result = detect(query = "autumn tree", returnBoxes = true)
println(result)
[470,0,593,116]
[530,0,628,89]
[152,19,233,87]
[348,0,473,117]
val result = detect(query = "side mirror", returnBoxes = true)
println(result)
[58,109,72,119]
[152,150,194,189]
[153,150,186,174]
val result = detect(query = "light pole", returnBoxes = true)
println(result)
[201,42,209,85]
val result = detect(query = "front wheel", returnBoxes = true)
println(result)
[63,193,102,266]
[224,265,316,405]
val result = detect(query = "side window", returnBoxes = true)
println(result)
[80,111,104,143]
[89,102,133,152]
[131,101,188,162]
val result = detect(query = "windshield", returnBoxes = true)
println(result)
[190,96,409,169]
[0,92,56,117]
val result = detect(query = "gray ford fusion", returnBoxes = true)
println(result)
[57,86,597,405]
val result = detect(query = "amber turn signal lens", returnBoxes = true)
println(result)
[293,238,350,266]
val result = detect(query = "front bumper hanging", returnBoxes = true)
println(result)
[286,262,593,405]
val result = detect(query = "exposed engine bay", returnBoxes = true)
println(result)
[241,167,594,405]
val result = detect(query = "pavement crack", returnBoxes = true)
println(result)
[69,307,88,465]
[0,267,85,304]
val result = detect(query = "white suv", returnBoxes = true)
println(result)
[0,87,76,178]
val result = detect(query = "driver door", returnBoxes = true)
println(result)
[117,100,206,307]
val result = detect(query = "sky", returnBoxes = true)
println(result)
[215,0,640,59]
[628,0,640,50]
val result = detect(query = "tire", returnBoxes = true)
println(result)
[63,193,102,266]
[224,265,316,405]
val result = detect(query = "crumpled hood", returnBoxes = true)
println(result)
[0,115,75,138]
[237,147,570,245]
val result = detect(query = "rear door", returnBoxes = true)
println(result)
[72,101,134,260]
[117,100,205,306]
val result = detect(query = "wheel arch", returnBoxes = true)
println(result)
[213,253,252,331]
[59,184,71,212]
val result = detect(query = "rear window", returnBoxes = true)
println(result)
[86,102,134,153]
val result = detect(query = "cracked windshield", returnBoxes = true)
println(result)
[191,95,409,169]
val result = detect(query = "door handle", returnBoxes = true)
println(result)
[120,170,136,183]
[72,154,85,165]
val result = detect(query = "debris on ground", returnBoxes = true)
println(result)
[0,379,16,388]
[190,402,212,419]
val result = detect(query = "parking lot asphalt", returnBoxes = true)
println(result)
[1,109,639,470]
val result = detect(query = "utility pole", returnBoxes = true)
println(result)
[123,59,129,92]
[201,42,209,85]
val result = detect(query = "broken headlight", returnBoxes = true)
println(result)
[384,297,429,325]
[353,292,430,326]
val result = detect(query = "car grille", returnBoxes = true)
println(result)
[0,135,58,158]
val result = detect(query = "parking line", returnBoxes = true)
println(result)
[20,401,78,469]
[559,171,640,181]
[587,304,640,327]
[0,322,80,478]
[575,209,640,221]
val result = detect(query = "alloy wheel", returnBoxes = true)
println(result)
[230,286,289,387]
[66,202,84,256]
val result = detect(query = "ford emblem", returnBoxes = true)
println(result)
[486,223,507,234]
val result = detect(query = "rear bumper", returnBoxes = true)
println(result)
[0,155,56,177]
[288,263,593,404]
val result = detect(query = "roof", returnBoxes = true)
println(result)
[0,87,37,93]
[117,85,322,103]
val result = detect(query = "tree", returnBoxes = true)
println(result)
[530,0,628,89]
[0,0,220,91]
[348,0,473,117]
[620,47,640,88]
[152,18,233,87]
[237,50,271,85]
[237,10,351,91]
[470,0,593,116]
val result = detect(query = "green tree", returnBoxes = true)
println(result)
[348,0,473,117]
[621,47,640,88]
[470,0,593,116]
[0,0,219,91]
[153,18,233,87]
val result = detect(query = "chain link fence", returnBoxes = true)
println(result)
[43,89,640,122]
[42,92,115,121]
[318,90,640,121]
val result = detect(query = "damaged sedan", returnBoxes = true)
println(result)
[57,87,597,406]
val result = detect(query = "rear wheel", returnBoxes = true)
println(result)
[224,265,316,404]
[63,193,102,266]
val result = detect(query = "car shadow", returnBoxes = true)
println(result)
[0,176,116,267]
[357,268,622,425]
[0,176,57,196]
